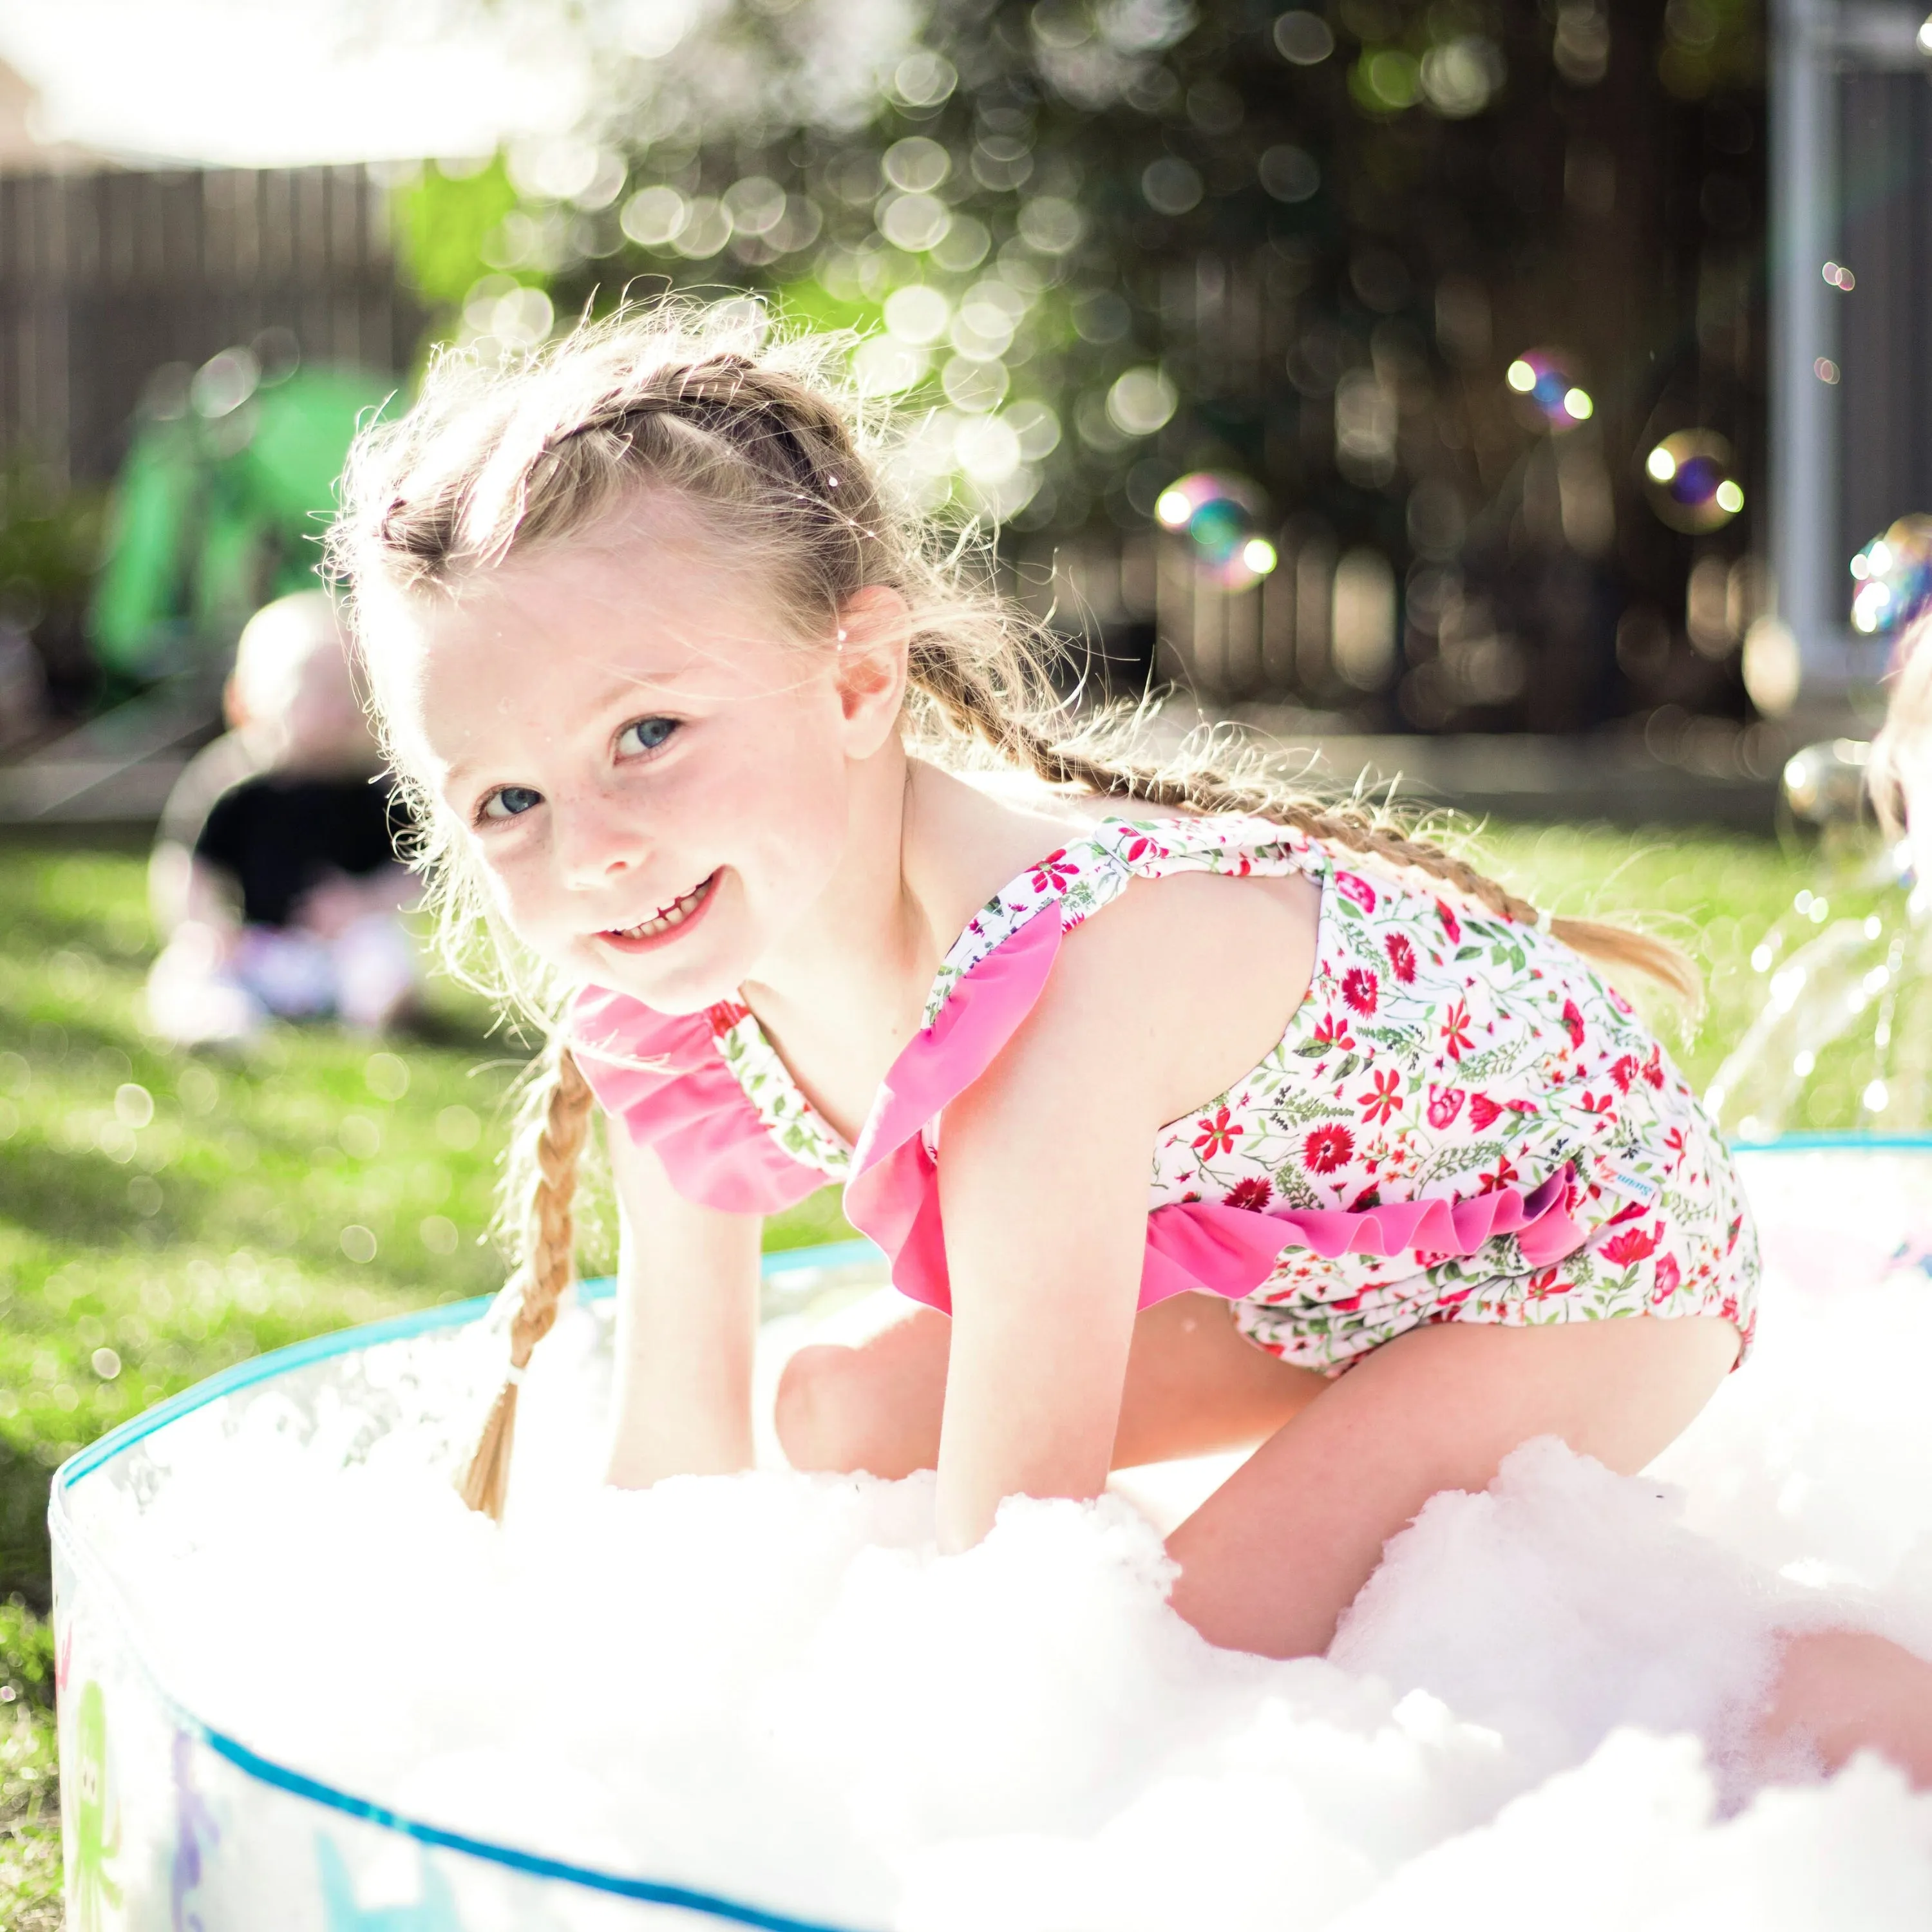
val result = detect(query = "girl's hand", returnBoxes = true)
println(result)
[604,1122,763,1486]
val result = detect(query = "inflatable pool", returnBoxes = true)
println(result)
[49,1143,1932,1931]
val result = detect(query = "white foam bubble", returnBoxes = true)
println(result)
[73,1151,1932,1926]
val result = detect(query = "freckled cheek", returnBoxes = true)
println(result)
[468,838,569,953]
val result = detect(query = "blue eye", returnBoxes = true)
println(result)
[479,785,543,822]
[617,717,679,757]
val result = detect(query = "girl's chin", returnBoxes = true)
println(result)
[572,933,748,1014]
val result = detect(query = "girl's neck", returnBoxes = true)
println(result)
[737,752,1090,1135]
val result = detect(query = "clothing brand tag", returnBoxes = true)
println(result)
[1597,1159,1660,1207]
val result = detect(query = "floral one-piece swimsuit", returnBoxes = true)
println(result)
[573,813,1761,1373]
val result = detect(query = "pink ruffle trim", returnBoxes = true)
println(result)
[571,986,827,1217]
[573,902,1588,1310]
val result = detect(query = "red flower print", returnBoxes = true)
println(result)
[1226,1175,1273,1212]
[1650,1253,1682,1305]
[1600,1220,1663,1267]
[1643,1045,1666,1090]
[1311,1011,1356,1050]
[1193,1106,1242,1159]
[1609,986,1636,1016]
[1579,1091,1616,1121]
[1427,1085,1465,1128]
[1560,999,1586,1048]
[1477,1153,1519,1193]
[1604,1198,1647,1227]
[1385,931,1417,983]
[1468,1094,1502,1130]
[1663,1126,1687,1170]
[1335,871,1378,913]
[705,999,751,1036]
[1030,849,1080,893]
[1435,898,1463,944]
[1342,967,1380,1016]
[1303,1123,1356,1173]
[1359,1069,1405,1124]
[1526,1267,1570,1300]
[1121,833,1170,864]
[1441,999,1473,1060]
[1608,1055,1639,1094]
[1726,1215,1743,1253]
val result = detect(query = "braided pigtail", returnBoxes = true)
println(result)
[457,1041,596,1519]
[907,643,1701,1007]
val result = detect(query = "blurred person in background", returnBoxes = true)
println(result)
[145,589,417,1044]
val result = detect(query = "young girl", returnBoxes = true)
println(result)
[332,303,1932,1775]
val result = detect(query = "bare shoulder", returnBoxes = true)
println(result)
[996,863,1324,1132]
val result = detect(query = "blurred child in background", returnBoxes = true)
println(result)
[145,589,418,1044]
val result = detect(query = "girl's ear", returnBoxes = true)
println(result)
[831,584,911,757]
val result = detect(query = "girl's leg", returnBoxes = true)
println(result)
[1165,1312,1741,1659]
[775,1292,1326,1478]
[1755,1630,1932,1786]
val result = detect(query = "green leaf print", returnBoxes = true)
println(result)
[1258,1088,1345,1130]
[1454,1042,1531,1080]
[1271,1163,1326,1209]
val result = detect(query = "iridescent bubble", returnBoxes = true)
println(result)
[1153,473,1278,588]
[1642,430,1744,535]
[1848,515,1932,638]
[1504,349,1593,430]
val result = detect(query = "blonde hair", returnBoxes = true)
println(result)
[1871,612,1932,838]
[329,299,1696,1517]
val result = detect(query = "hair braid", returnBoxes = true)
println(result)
[457,1041,595,1519]
[905,647,1700,1006]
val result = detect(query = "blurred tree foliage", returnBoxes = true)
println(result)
[0,459,106,717]
[390,0,1768,735]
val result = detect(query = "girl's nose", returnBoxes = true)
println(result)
[553,791,647,891]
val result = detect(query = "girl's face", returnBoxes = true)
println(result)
[374,502,903,1012]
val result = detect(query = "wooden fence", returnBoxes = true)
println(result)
[0,165,420,486]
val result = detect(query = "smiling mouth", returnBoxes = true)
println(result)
[603,873,717,943]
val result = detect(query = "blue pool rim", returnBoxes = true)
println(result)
[45,1144,1931,1925]
[49,1236,886,1932]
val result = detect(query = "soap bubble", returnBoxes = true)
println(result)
[1781,737,1873,831]
[1152,472,1278,588]
[1848,515,1932,638]
[1503,349,1593,430]
[1642,430,1745,534]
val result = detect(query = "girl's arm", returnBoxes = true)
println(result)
[932,899,1190,1551]
[603,1117,763,1486]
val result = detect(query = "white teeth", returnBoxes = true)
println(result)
[611,875,712,941]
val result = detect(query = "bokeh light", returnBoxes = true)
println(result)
[1503,350,1593,430]
[1153,473,1278,588]
[1642,430,1745,533]
[1848,515,1932,637]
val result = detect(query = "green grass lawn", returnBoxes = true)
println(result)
[0,824,1865,1923]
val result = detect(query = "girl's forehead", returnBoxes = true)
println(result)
[386,531,796,692]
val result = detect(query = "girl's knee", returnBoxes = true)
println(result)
[774,1343,895,1475]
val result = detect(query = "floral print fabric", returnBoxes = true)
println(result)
[711,814,1759,1372]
